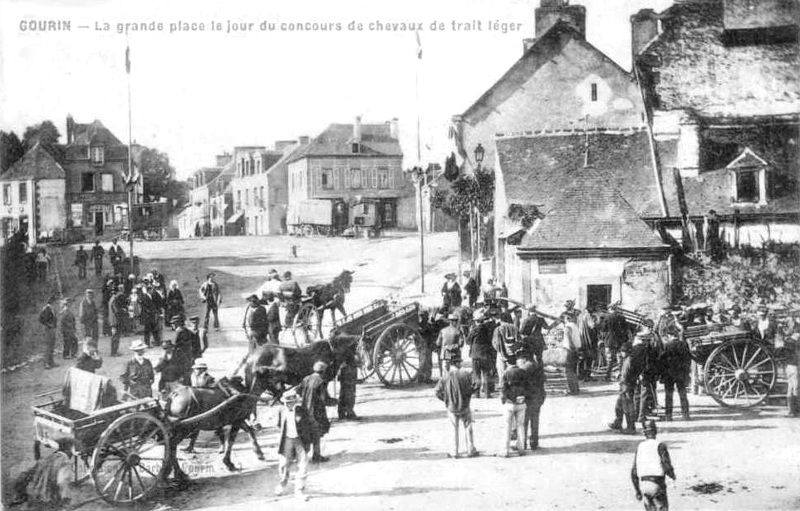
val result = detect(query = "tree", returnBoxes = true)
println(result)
[22,120,60,148]
[0,131,25,173]
[137,146,176,201]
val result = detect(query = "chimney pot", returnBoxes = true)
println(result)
[389,118,399,139]
[535,0,586,38]
[298,136,310,145]
[353,116,362,142]
[631,9,660,58]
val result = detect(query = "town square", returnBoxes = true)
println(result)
[1,0,799,509]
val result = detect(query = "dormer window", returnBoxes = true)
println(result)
[727,147,769,205]
[91,147,104,165]
[352,142,360,154]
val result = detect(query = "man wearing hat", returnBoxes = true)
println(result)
[258,269,282,303]
[75,338,103,373]
[298,361,335,463]
[500,350,529,457]
[437,313,464,373]
[78,289,99,343]
[440,273,462,313]
[154,341,186,395]
[265,293,282,344]
[187,315,209,357]
[463,271,479,308]
[275,388,312,500]
[493,312,521,388]
[631,420,676,511]
[198,273,222,330]
[608,343,638,434]
[189,359,216,388]
[108,285,127,355]
[120,341,155,399]
[434,356,479,459]
[519,306,552,366]
[725,304,750,332]
[169,315,196,380]
[752,306,777,344]
[279,271,302,328]
[39,295,59,369]
[60,298,79,360]
[243,294,268,352]
[91,240,104,276]
[466,309,496,398]
[634,320,659,422]
[73,245,88,279]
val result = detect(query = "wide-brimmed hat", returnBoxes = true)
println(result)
[192,359,208,370]
[130,340,147,352]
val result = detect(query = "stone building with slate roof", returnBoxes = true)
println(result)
[0,143,67,246]
[184,166,223,237]
[633,0,800,246]
[229,145,289,236]
[495,130,672,313]
[286,117,415,234]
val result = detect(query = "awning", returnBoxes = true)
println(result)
[226,212,244,224]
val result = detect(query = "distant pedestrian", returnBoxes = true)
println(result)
[274,389,312,500]
[169,315,196,380]
[437,313,463,372]
[631,420,675,511]
[74,246,88,279]
[39,295,58,369]
[577,307,596,381]
[199,273,221,330]
[138,285,161,347]
[120,341,154,399]
[492,313,520,389]
[416,309,437,383]
[519,306,552,365]
[298,361,335,463]
[562,310,581,395]
[109,241,124,275]
[78,289,99,343]
[165,280,185,327]
[187,315,209,357]
[499,352,528,457]
[35,248,50,283]
[608,344,638,434]
[440,273,461,312]
[75,338,103,373]
[462,271,479,308]
[91,241,105,276]
[336,352,359,420]
[60,299,78,359]
[279,271,302,328]
[434,357,478,459]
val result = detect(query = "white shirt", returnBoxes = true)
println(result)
[635,439,665,477]
[284,406,299,438]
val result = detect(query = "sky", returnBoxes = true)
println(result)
[0,0,674,179]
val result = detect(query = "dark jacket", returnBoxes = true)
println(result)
[60,309,77,339]
[441,282,462,309]
[279,281,302,300]
[435,368,475,414]
[492,322,520,361]
[121,358,155,398]
[501,365,529,404]
[39,304,57,329]
[78,298,97,328]
[299,372,331,435]
[75,352,103,373]
[467,321,495,361]
[243,303,269,335]
[519,358,546,407]
[155,354,186,389]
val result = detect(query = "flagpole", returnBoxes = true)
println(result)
[415,31,424,294]
[126,41,135,276]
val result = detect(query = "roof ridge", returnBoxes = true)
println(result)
[496,126,647,139]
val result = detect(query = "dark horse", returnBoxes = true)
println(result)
[162,376,267,480]
[243,332,361,400]
[305,270,354,324]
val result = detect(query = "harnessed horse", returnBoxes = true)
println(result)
[305,270,354,324]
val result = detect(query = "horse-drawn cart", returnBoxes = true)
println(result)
[332,299,423,387]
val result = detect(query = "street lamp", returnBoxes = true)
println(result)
[474,143,485,168]
[472,143,485,273]
[405,166,427,293]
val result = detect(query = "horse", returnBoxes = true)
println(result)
[243,332,361,401]
[305,270,354,324]
[162,376,267,479]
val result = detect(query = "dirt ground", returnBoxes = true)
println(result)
[3,233,799,510]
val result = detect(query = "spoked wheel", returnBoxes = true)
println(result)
[91,412,170,504]
[373,324,421,387]
[703,340,777,408]
[301,224,315,237]
[293,303,322,347]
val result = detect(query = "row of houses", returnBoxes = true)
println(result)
[453,0,799,314]
[0,117,148,247]
[176,117,426,238]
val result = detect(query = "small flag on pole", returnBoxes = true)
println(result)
[125,45,131,74]
[415,30,422,60]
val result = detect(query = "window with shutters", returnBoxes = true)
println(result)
[371,168,378,188]
[321,170,331,189]
[333,168,341,189]
[344,167,351,188]
[378,168,389,188]
[91,147,104,165]
[18,183,27,203]
[3,184,11,205]
[388,168,395,188]
[351,168,361,188]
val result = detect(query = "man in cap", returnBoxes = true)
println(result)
[500,348,529,457]
[73,245,88,279]
[608,343,638,434]
[466,308,495,398]
[275,388,312,500]
[434,355,479,458]
[199,272,222,330]
[242,294,268,352]
[187,315,209,357]
[437,313,464,372]
[189,359,215,388]
[279,271,302,328]
[463,271,479,308]
[120,341,155,399]
[298,360,335,463]
[60,298,79,360]
[108,284,127,355]
[75,338,103,373]
[631,420,675,511]
[91,240,104,276]
[39,295,59,369]
[154,340,186,396]
[78,289,99,343]
[493,311,521,389]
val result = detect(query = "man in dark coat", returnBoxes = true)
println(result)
[602,305,630,381]
[416,309,439,383]
[78,289,98,343]
[170,315,196,381]
[187,316,209,358]
[60,299,78,359]
[74,246,88,279]
[608,344,640,434]
[108,285,127,356]
[242,294,268,352]
[120,341,154,399]
[519,307,553,365]
[437,313,463,372]
[91,241,104,276]
[279,271,302,328]
[39,296,58,369]
[139,286,161,347]
[463,271,479,308]
[336,352,359,420]
[154,341,186,395]
[519,352,546,450]
[467,311,495,398]
[298,361,335,463]
[75,339,103,373]
[265,293,282,344]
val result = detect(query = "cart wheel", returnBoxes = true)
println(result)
[703,340,776,408]
[91,412,170,504]
[293,303,322,347]
[373,324,422,387]
[301,224,315,237]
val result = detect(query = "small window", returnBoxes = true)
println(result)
[237,161,242,177]
[736,171,759,203]
[352,142,360,154]
[539,257,567,274]
[18,183,27,203]
[321,171,331,189]
[236,190,242,209]
[351,169,361,188]
[344,168,351,188]
[101,174,114,192]
[591,83,598,102]
[91,147,104,164]
[333,169,341,189]
[388,169,396,188]
[256,159,262,173]
[361,168,369,188]
[2,184,11,205]
[371,169,378,188]
[81,174,95,192]
[378,168,389,188]
[245,189,250,206]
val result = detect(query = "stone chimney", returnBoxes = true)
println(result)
[216,152,232,167]
[677,114,700,178]
[631,9,660,58]
[353,116,362,142]
[389,118,399,139]
[66,115,74,144]
[535,0,586,38]
[298,136,310,145]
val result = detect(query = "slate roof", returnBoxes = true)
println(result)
[462,21,632,123]
[0,143,65,181]
[287,123,402,163]
[70,119,123,146]
[637,0,800,117]
[520,167,668,251]
[496,129,676,218]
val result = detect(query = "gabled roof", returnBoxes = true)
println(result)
[0,143,65,181]
[287,122,402,163]
[519,167,668,252]
[462,21,631,123]
[70,119,123,146]
[726,147,769,169]
[496,129,675,218]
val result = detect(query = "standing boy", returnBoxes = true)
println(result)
[434,355,478,459]
[336,352,359,420]
[60,299,79,360]
[275,389,312,500]
[631,420,675,511]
